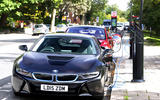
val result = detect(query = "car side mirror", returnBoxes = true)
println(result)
[101,46,105,50]
[102,49,113,56]
[102,49,114,62]
[19,45,28,51]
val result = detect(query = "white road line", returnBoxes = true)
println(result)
[155,61,160,64]
[0,90,12,92]
[1,98,7,100]
[1,93,11,100]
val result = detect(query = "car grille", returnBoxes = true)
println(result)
[32,73,53,82]
[56,75,78,82]
[32,73,78,82]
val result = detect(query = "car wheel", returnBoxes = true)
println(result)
[93,95,105,100]
[12,87,20,96]
[93,83,105,100]
[105,70,109,82]
[32,33,39,36]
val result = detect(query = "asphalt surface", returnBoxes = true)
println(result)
[0,34,41,100]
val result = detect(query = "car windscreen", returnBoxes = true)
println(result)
[103,22,111,26]
[32,36,97,55]
[117,23,124,27]
[35,25,43,28]
[57,24,66,27]
[66,27,106,40]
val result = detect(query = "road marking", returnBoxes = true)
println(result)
[1,98,7,100]
[155,61,160,64]
[0,82,12,93]
[0,90,12,92]
[0,93,12,100]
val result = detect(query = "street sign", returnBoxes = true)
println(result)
[96,17,99,23]
[111,11,117,18]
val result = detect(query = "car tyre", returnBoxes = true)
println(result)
[32,33,39,36]
[12,87,21,96]
[93,83,105,100]
[93,95,105,100]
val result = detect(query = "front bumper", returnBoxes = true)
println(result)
[12,72,105,96]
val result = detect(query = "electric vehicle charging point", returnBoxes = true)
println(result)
[110,33,160,100]
[109,19,160,100]
[103,28,131,99]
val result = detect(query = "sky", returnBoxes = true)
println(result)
[108,0,130,11]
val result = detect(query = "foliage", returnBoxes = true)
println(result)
[143,30,160,46]
[86,3,128,25]
[0,0,89,27]
[106,4,128,22]
[0,0,129,28]
[86,0,108,25]
[57,0,92,24]
[130,0,160,34]
[0,0,45,27]
[124,96,129,100]
[0,0,21,14]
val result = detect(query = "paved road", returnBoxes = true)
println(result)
[0,34,39,80]
[0,34,41,100]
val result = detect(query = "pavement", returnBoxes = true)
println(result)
[110,35,160,100]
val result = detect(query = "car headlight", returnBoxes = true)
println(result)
[16,67,32,78]
[80,71,100,79]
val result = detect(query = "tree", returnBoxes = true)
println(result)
[0,0,63,28]
[130,0,160,34]
[0,0,21,27]
[57,0,92,25]
[86,0,108,25]
[105,4,127,22]
[0,0,45,28]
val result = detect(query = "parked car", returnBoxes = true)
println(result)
[117,22,125,31]
[33,24,49,35]
[66,23,79,27]
[124,22,129,31]
[56,24,67,33]
[45,24,51,30]
[66,26,113,49]
[103,19,111,30]
[12,34,113,99]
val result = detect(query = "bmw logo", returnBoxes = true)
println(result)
[52,70,58,73]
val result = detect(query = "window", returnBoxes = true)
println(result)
[66,27,106,40]
[32,36,97,55]
[35,25,43,28]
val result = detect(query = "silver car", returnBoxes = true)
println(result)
[33,24,49,35]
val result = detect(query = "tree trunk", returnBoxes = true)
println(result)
[81,14,86,25]
[0,13,8,28]
[50,9,56,32]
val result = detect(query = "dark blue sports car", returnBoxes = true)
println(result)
[12,34,113,99]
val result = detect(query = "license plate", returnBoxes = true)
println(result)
[41,84,68,92]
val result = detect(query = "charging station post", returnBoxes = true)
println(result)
[129,2,134,59]
[131,0,145,82]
